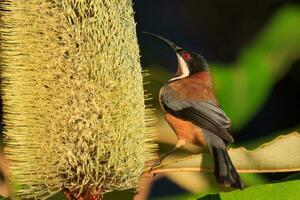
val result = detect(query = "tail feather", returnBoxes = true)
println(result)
[212,147,244,189]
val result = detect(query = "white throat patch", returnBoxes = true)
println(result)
[169,54,190,81]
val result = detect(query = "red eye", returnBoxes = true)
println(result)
[182,52,191,61]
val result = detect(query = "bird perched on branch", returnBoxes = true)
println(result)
[143,32,244,189]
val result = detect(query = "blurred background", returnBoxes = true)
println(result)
[134,0,300,199]
[1,0,300,199]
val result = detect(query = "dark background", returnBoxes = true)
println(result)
[133,0,300,198]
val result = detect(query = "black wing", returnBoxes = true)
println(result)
[161,87,234,143]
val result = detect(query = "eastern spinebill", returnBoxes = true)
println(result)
[144,32,244,189]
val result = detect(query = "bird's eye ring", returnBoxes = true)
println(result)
[182,52,191,61]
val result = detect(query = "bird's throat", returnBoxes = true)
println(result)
[188,71,212,87]
[169,55,190,82]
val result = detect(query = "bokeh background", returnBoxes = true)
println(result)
[134,0,300,199]
[1,0,300,199]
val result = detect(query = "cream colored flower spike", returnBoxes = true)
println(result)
[0,0,157,199]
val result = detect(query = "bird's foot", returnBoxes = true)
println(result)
[148,159,161,177]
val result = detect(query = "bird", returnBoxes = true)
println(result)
[143,32,244,189]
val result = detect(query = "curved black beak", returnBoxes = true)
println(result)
[142,32,182,52]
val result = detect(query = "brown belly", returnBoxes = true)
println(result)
[164,113,207,147]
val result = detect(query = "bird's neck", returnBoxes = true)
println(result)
[188,71,212,87]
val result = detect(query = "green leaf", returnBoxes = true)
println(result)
[150,132,300,174]
[212,5,300,129]
[199,180,300,200]
[157,180,300,200]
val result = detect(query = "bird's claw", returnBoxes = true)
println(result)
[148,159,161,177]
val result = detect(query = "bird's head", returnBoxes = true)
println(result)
[143,32,209,82]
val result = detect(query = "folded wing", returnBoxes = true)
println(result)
[161,86,234,143]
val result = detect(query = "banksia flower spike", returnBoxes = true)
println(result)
[0,0,157,199]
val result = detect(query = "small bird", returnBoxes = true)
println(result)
[144,32,244,189]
